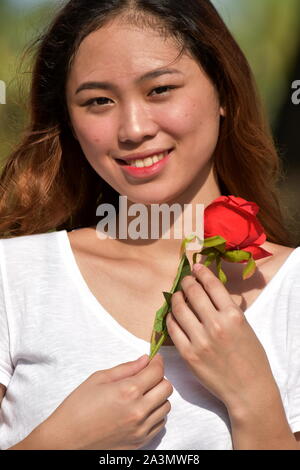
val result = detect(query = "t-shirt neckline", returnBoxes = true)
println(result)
[58,229,299,352]
[58,229,177,353]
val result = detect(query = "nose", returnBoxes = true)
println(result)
[118,101,159,144]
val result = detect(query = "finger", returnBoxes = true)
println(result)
[133,355,166,395]
[142,399,171,437]
[105,355,150,383]
[192,264,235,311]
[180,275,216,325]
[169,290,205,344]
[142,378,173,419]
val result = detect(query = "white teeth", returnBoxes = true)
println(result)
[126,152,167,167]
[135,159,145,168]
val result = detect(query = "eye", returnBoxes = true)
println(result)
[149,85,177,96]
[81,97,112,107]
[81,85,177,109]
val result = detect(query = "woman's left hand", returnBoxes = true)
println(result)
[166,263,276,412]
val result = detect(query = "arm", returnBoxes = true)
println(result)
[7,419,66,450]
[0,383,60,450]
[227,383,300,450]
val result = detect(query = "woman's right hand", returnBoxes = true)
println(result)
[40,354,173,450]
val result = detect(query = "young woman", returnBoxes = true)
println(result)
[0,0,299,450]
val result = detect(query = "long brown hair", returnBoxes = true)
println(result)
[0,0,295,245]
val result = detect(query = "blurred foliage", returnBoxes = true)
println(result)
[0,0,60,164]
[216,0,300,122]
[0,0,300,163]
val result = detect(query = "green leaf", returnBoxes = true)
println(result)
[216,256,228,284]
[215,243,227,254]
[171,253,191,294]
[150,312,170,358]
[153,303,169,332]
[149,251,194,357]
[203,235,226,248]
[162,291,173,304]
[201,244,226,257]
[151,254,191,335]
[149,328,169,359]
[200,247,216,256]
[180,234,204,257]
[242,255,256,280]
[180,234,196,257]
[223,250,251,263]
[203,251,217,267]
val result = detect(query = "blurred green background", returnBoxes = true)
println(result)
[0,0,299,242]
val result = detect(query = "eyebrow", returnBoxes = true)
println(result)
[75,68,183,94]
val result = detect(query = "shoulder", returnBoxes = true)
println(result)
[210,241,299,309]
[66,226,119,261]
[0,230,61,249]
[253,242,300,302]
[259,242,300,282]
[0,230,65,270]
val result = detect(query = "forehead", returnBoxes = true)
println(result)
[68,20,195,85]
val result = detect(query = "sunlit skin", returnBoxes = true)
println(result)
[66,19,225,257]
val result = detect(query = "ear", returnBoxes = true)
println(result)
[220,106,226,117]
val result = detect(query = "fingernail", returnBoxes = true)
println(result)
[138,354,149,361]
[193,263,203,272]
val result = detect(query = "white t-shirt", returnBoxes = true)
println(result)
[0,230,300,450]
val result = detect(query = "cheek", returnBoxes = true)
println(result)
[162,92,220,139]
[188,94,221,133]
[71,114,114,159]
[157,98,196,135]
[166,99,221,168]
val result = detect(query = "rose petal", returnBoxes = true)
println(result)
[239,219,266,248]
[204,196,268,254]
[205,204,259,248]
[227,196,259,216]
[242,245,273,260]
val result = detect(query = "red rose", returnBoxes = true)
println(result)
[204,195,272,260]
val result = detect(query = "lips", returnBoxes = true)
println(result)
[116,148,173,165]
[116,148,173,179]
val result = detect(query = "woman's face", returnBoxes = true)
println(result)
[66,19,225,205]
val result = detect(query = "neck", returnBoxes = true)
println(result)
[105,165,222,263]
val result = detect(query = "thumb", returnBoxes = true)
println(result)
[102,355,150,383]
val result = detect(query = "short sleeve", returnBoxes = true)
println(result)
[0,241,14,388]
[286,269,300,433]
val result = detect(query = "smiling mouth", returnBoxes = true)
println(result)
[116,149,173,167]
